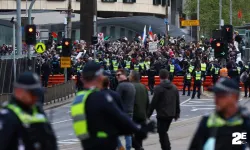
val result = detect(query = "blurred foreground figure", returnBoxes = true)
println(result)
[70,62,156,150]
[189,78,250,150]
[0,72,58,150]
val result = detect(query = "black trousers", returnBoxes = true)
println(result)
[192,81,201,99]
[157,118,173,150]
[148,80,155,94]
[212,75,219,84]
[169,73,174,82]
[42,75,49,87]
[132,120,146,150]
[182,83,191,96]
[244,82,250,97]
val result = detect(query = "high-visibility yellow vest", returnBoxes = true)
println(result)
[134,65,139,71]
[139,62,144,69]
[71,90,108,140]
[195,71,201,80]
[186,73,191,80]
[113,60,118,71]
[214,68,219,75]
[207,113,243,128]
[170,64,175,73]
[237,67,241,74]
[189,65,194,73]
[144,61,150,70]
[57,46,62,49]
[104,59,110,66]
[160,39,164,46]
[245,65,249,69]
[201,63,207,71]
[77,65,82,71]
[6,104,47,125]
[126,61,131,69]
[210,64,214,71]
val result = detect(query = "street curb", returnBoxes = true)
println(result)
[43,93,75,110]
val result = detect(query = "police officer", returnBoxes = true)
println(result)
[211,61,221,84]
[189,78,250,150]
[191,67,202,99]
[70,62,155,150]
[183,70,192,96]
[167,60,175,82]
[0,72,58,150]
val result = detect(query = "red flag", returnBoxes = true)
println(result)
[238,10,242,19]
[51,32,58,38]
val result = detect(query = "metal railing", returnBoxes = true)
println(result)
[0,80,76,104]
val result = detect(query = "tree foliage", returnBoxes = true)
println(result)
[184,0,250,37]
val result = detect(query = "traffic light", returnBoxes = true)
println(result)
[91,35,98,45]
[62,38,72,57]
[222,25,233,43]
[212,40,227,58]
[25,25,36,45]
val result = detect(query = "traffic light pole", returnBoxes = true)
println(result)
[197,0,200,41]
[93,0,97,61]
[13,22,16,81]
[229,0,232,25]
[219,0,222,29]
[16,0,22,56]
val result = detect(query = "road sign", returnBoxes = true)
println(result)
[60,57,71,68]
[36,31,40,39]
[35,42,46,54]
[164,18,168,24]
[181,20,200,26]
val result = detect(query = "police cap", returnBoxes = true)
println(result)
[82,61,103,78]
[209,78,239,94]
[13,72,44,96]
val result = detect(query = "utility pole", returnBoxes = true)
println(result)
[93,0,97,61]
[28,0,36,71]
[230,0,232,25]
[67,0,72,39]
[197,0,200,41]
[16,0,22,55]
[219,0,222,29]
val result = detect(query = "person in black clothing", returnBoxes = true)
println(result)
[101,76,124,111]
[147,65,157,95]
[189,78,250,150]
[0,72,58,150]
[72,62,155,150]
[41,59,51,87]
[148,69,180,150]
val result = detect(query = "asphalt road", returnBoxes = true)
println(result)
[45,92,249,147]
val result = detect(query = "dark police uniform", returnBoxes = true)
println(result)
[0,72,57,150]
[191,70,202,99]
[71,62,155,150]
[189,78,250,150]
[183,72,192,96]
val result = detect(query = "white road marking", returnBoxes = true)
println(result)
[180,98,191,105]
[182,105,215,107]
[69,133,74,136]
[57,136,61,138]
[52,119,72,124]
[67,111,71,113]
[151,114,157,116]
[188,101,208,103]
[191,108,215,111]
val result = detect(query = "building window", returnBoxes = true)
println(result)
[101,26,107,36]
[153,0,161,5]
[123,0,136,3]
[120,28,125,37]
[128,30,133,40]
[101,0,117,2]
[110,26,116,39]
[162,0,166,6]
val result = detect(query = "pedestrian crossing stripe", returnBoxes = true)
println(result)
[58,139,80,145]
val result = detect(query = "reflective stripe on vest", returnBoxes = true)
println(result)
[104,59,110,66]
[170,65,174,73]
[189,66,194,73]
[201,63,206,71]
[71,90,93,140]
[134,65,139,71]
[144,62,150,70]
[237,67,241,74]
[245,65,249,69]
[214,68,219,75]
[77,65,82,71]
[113,65,118,71]
[7,104,47,125]
[186,73,191,80]
[71,90,108,140]
[207,113,243,128]
[196,71,201,80]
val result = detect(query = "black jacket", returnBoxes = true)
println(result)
[148,80,180,119]
[189,108,250,150]
[0,98,58,150]
[102,88,124,111]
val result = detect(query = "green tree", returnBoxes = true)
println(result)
[184,0,250,37]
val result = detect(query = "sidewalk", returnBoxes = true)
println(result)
[59,117,201,150]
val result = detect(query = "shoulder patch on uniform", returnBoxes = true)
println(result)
[105,94,113,103]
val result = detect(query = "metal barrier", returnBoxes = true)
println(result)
[0,80,76,104]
